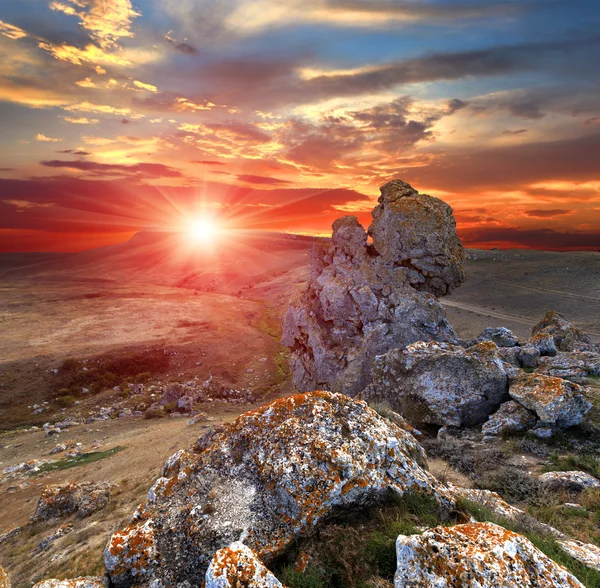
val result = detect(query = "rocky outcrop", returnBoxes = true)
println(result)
[482,400,537,438]
[368,341,509,427]
[532,311,599,354]
[537,351,600,382]
[205,542,284,587]
[32,579,105,588]
[474,327,519,348]
[31,482,114,522]
[282,180,465,396]
[394,522,584,587]
[539,471,600,492]
[509,373,591,428]
[105,391,452,587]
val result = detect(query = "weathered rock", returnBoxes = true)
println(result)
[528,333,557,357]
[0,566,10,588]
[518,346,541,368]
[475,327,519,348]
[447,484,525,520]
[539,471,600,492]
[532,311,599,354]
[32,482,114,522]
[39,523,74,551]
[482,400,536,438]
[105,391,452,587]
[205,542,284,587]
[509,373,591,428]
[537,351,600,382]
[368,341,508,427]
[32,578,105,588]
[394,522,583,587]
[559,540,600,573]
[282,180,465,396]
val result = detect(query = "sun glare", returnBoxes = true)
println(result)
[187,216,220,244]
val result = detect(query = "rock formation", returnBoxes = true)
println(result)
[282,180,465,395]
[482,400,537,439]
[394,522,584,587]
[368,341,509,427]
[532,311,599,354]
[536,351,600,381]
[104,391,452,587]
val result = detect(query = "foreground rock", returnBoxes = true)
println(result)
[482,400,536,438]
[509,373,591,428]
[32,579,105,588]
[532,311,599,354]
[282,180,465,396]
[205,542,283,587]
[394,522,583,587]
[539,471,600,492]
[369,341,508,427]
[32,482,114,522]
[105,391,452,587]
[559,540,600,573]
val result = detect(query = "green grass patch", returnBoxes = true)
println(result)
[33,446,126,475]
[544,454,600,479]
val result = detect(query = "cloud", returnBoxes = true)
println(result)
[37,41,133,66]
[62,116,99,124]
[75,77,97,88]
[63,101,132,116]
[502,129,527,135]
[57,149,92,155]
[3,199,55,211]
[507,100,545,120]
[40,159,183,178]
[191,160,226,165]
[36,133,63,142]
[164,34,198,56]
[133,80,158,92]
[49,0,140,49]
[236,174,291,185]
[0,20,28,40]
[524,209,572,218]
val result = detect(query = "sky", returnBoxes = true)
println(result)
[0,0,599,252]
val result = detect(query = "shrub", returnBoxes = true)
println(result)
[144,407,165,419]
[56,395,76,407]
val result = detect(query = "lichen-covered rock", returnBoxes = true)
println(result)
[0,566,10,588]
[32,578,105,588]
[31,482,114,522]
[205,542,284,587]
[528,333,558,357]
[509,373,591,428]
[474,327,519,348]
[368,341,508,427]
[559,540,600,573]
[447,484,526,520]
[536,351,600,382]
[282,180,464,396]
[539,471,600,492]
[482,401,536,438]
[394,522,583,587]
[532,311,598,354]
[105,391,452,587]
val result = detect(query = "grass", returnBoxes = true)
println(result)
[458,498,600,587]
[32,446,126,475]
[544,453,600,479]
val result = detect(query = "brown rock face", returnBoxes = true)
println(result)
[282,180,466,395]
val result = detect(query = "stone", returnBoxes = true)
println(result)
[394,522,583,587]
[187,411,208,425]
[105,391,452,587]
[539,471,600,492]
[31,482,114,522]
[0,566,9,588]
[536,351,600,382]
[531,311,599,354]
[482,401,536,438]
[177,395,194,412]
[517,346,541,369]
[32,579,105,588]
[474,327,519,348]
[205,542,284,587]
[532,426,554,439]
[509,372,591,428]
[39,524,75,551]
[528,333,558,356]
[368,341,508,427]
[446,484,525,520]
[282,180,465,397]
[559,540,600,573]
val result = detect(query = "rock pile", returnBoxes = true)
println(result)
[282,180,465,395]
[532,310,598,354]
[104,391,452,587]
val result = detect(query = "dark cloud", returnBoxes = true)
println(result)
[508,100,545,119]
[191,160,226,165]
[165,35,199,56]
[57,149,92,155]
[121,118,131,125]
[501,129,527,135]
[0,168,15,171]
[236,174,291,185]
[40,160,183,178]
[525,209,572,218]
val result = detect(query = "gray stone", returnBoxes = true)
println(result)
[536,351,600,382]
[474,327,519,348]
[539,471,600,492]
[531,311,598,354]
[482,401,536,437]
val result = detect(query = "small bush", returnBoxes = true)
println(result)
[56,394,77,407]
[279,565,326,588]
[144,407,165,420]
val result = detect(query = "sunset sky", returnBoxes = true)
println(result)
[1,0,599,252]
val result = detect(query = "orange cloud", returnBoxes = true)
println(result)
[35,133,63,142]
[0,20,27,40]
[38,41,133,66]
[133,80,158,93]
[76,77,97,88]
[62,116,99,124]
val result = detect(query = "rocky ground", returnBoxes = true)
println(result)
[0,182,599,587]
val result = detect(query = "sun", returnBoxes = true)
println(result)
[186,216,220,244]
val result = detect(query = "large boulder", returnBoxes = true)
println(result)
[31,482,114,522]
[536,351,600,382]
[205,542,284,587]
[531,311,598,354]
[368,341,509,427]
[105,391,452,587]
[282,180,465,396]
[482,400,536,438]
[509,373,591,428]
[539,471,600,492]
[394,522,584,587]
[474,327,519,348]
